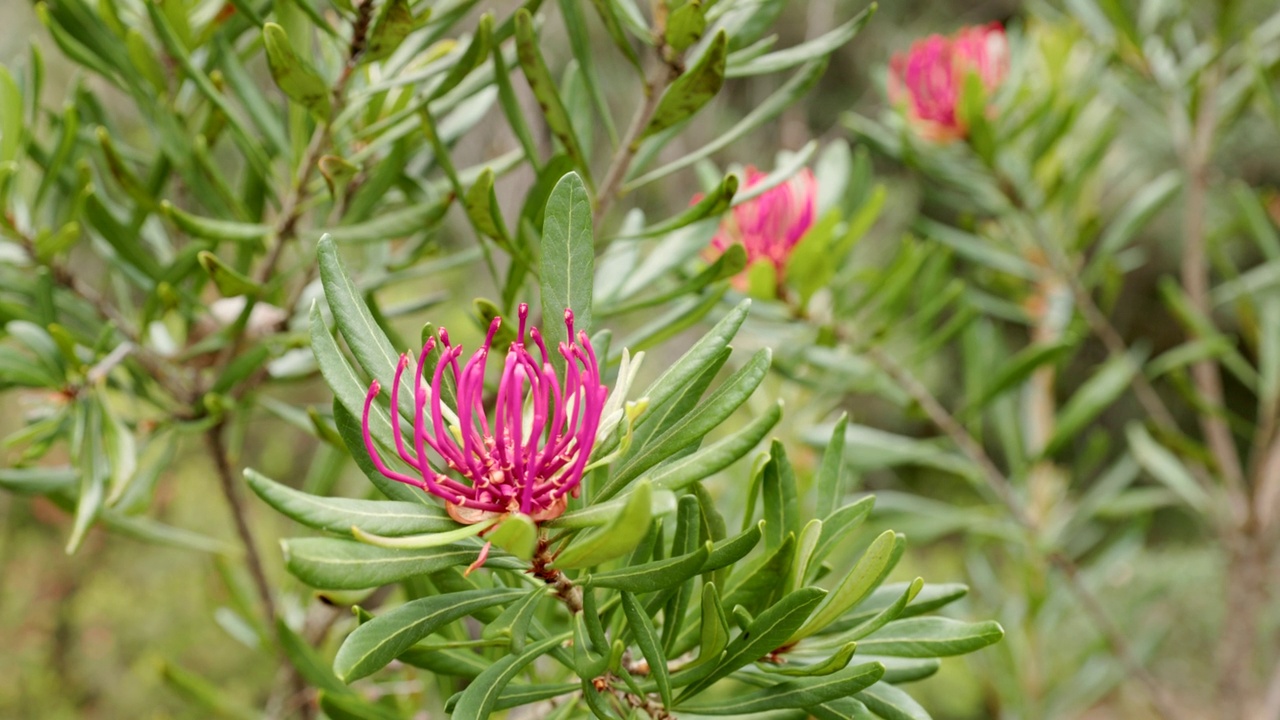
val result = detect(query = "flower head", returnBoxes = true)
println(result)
[888,23,1008,142]
[361,304,606,525]
[708,166,817,275]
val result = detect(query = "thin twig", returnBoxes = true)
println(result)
[204,421,276,624]
[593,58,679,234]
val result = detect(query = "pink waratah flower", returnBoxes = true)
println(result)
[887,23,1008,142]
[708,166,818,275]
[361,303,607,527]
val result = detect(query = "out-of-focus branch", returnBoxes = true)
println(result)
[860,344,1186,720]
[594,54,679,234]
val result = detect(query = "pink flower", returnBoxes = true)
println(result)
[361,304,607,526]
[888,23,1008,142]
[708,166,818,277]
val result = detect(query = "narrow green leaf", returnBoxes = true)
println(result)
[1043,351,1143,457]
[681,586,828,697]
[282,537,513,590]
[245,468,453,536]
[1125,423,1212,513]
[627,59,827,188]
[197,251,260,297]
[760,641,858,676]
[589,543,710,592]
[647,400,781,492]
[726,6,874,77]
[600,348,772,500]
[622,592,673,706]
[643,31,728,139]
[553,480,653,569]
[791,530,897,642]
[678,661,884,713]
[815,413,849,518]
[481,588,550,652]
[263,22,331,119]
[514,10,591,184]
[364,0,417,63]
[162,201,270,243]
[451,635,567,720]
[488,513,538,560]
[334,588,525,681]
[857,617,1004,658]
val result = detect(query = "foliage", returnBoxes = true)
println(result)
[4,0,1280,718]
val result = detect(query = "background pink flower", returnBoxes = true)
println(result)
[888,23,1008,141]
[709,166,818,278]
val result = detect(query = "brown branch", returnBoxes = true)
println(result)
[1177,78,1248,514]
[593,57,679,234]
[204,421,276,624]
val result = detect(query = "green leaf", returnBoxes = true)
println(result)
[600,348,772,500]
[68,399,107,553]
[554,480,653,569]
[613,174,738,240]
[727,5,874,77]
[589,543,710,592]
[678,661,884,713]
[643,30,728,139]
[762,440,799,550]
[318,690,402,720]
[246,469,453,536]
[540,171,594,348]
[962,340,1074,416]
[791,530,897,642]
[487,513,538,560]
[481,588,550,652]
[0,466,78,493]
[1125,423,1212,513]
[451,635,567,720]
[760,641,858,677]
[161,201,271,244]
[364,0,417,63]
[695,582,730,664]
[334,587,526,681]
[1090,170,1181,270]
[160,662,260,720]
[429,12,492,101]
[702,520,764,573]
[647,400,781,492]
[545,486,677,529]
[351,519,496,550]
[815,413,849,518]
[681,586,828,698]
[841,577,924,641]
[514,10,591,184]
[464,167,511,242]
[1042,351,1143,457]
[197,251,260,297]
[856,682,930,720]
[622,592,673,706]
[262,23,331,119]
[627,59,827,188]
[857,617,1004,657]
[282,537,512,590]
[278,619,349,696]
[666,1,706,52]
[0,65,23,164]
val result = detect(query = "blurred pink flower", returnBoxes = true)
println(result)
[361,303,607,526]
[888,23,1008,142]
[708,166,818,278]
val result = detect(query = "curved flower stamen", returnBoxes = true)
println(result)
[361,303,608,525]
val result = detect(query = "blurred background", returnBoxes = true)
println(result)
[2,0,1279,718]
